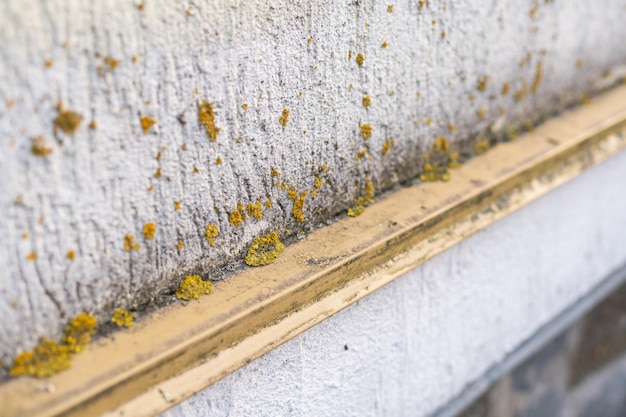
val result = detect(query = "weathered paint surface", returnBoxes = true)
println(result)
[1,0,626,361]
[162,150,626,417]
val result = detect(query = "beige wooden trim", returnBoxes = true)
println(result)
[3,85,626,417]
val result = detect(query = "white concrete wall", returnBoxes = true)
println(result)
[2,0,626,361]
[162,149,626,417]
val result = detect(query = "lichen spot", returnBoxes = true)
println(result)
[63,312,97,353]
[88,120,97,130]
[215,157,223,165]
[531,61,544,93]
[176,275,213,301]
[381,138,395,156]
[177,240,185,249]
[265,198,272,209]
[154,168,162,178]
[31,136,52,157]
[387,5,393,12]
[356,53,365,66]
[140,116,156,135]
[27,251,37,261]
[279,108,290,126]
[502,82,510,96]
[362,95,371,107]
[66,250,76,261]
[111,309,134,328]
[292,192,307,222]
[124,234,140,251]
[246,199,263,220]
[9,338,72,378]
[242,103,248,110]
[174,201,181,211]
[477,108,486,119]
[476,76,489,92]
[103,56,119,69]
[229,202,245,227]
[54,107,83,135]
[474,139,490,155]
[244,232,286,267]
[142,223,156,240]
[360,124,373,140]
[348,180,375,217]
[381,41,388,49]
[198,101,220,141]
[44,59,54,68]
[205,223,219,246]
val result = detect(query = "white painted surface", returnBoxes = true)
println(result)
[162,150,626,417]
[2,0,626,361]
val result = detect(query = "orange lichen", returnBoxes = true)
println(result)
[474,139,490,154]
[176,275,213,301]
[476,76,489,92]
[66,250,76,261]
[198,101,220,141]
[177,241,185,249]
[27,251,37,261]
[356,53,365,66]
[244,232,286,266]
[111,309,134,328]
[103,56,119,69]
[229,203,245,227]
[242,103,248,110]
[63,312,97,353]
[9,338,72,378]
[31,136,52,157]
[54,107,83,135]
[362,95,371,107]
[279,109,290,126]
[360,124,372,140]
[142,223,156,240]
[140,116,156,134]
[292,192,307,222]
[246,199,263,220]
[387,5,393,12]
[124,234,140,251]
[44,59,54,68]
[348,180,375,217]
[215,157,223,165]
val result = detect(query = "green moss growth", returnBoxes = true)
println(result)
[205,223,219,246]
[245,232,286,266]
[176,275,213,300]
[111,309,134,328]
[198,101,220,141]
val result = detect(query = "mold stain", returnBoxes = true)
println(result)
[111,309,134,328]
[176,275,213,300]
[198,101,220,141]
[244,232,286,266]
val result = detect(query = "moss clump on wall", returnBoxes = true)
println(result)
[245,232,286,266]
[176,275,213,300]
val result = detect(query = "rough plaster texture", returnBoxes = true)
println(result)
[2,0,626,360]
[162,150,626,417]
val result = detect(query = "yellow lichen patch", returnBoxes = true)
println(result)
[142,223,156,240]
[270,167,281,177]
[292,192,307,222]
[229,203,245,227]
[387,5,393,12]
[448,124,456,133]
[474,139,490,154]
[9,338,72,378]
[279,109,290,126]
[111,309,134,328]
[176,275,213,301]
[348,50,353,60]
[242,103,248,110]
[88,120,97,130]
[362,95,371,107]
[54,108,83,135]
[476,76,489,92]
[27,251,37,261]
[360,124,373,140]
[513,79,528,101]
[198,101,220,141]
[177,240,185,249]
[287,188,298,200]
[433,136,449,155]
[246,199,263,220]
[531,61,544,93]
[426,117,433,126]
[381,138,395,156]
[44,59,53,68]
[314,175,323,190]
[140,116,156,135]
[124,234,140,251]
[348,180,375,217]
[244,232,286,267]
[103,56,119,69]
[477,107,486,119]
[215,157,223,165]
[63,312,97,353]
[356,53,365,66]
[154,168,162,178]
[381,41,388,49]
[265,198,272,209]
[174,200,181,211]
[66,250,76,261]
[419,163,451,182]
[31,136,52,157]
[355,149,367,160]
[448,152,461,169]
[502,82,510,96]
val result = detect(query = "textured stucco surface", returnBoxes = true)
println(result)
[2,0,626,360]
[162,150,626,417]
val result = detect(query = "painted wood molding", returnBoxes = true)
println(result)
[2,85,626,417]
